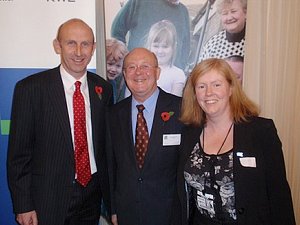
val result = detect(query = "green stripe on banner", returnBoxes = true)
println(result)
[1,120,10,135]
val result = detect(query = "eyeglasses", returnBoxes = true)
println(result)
[124,64,157,73]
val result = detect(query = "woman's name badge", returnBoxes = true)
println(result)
[162,134,181,146]
[239,157,256,167]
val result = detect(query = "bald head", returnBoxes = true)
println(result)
[123,48,158,68]
[56,18,95,43]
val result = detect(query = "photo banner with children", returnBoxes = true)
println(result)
[0,1,95,224]
[103,0,246,102]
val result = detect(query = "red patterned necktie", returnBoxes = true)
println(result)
[73,81,91,187]
[135,104,149,169]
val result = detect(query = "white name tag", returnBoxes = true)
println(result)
[162,134,181,146]
[239,157,256,168]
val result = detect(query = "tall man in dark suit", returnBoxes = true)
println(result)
[108,48,182,225]
[7,18,113,225]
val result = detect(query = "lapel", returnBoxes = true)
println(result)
[232,121,256,203]
[47,67,74,164]
[142,90,174,171]
[87,73,104,159]
[233,122,254,156]
[118,97,136,166]
[181,126,203,166]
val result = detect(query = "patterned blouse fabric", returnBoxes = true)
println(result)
[184,142,237,223]
[199,28,245,61]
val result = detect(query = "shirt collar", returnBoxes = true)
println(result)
[132,88,159,113]
[60,65,88,91]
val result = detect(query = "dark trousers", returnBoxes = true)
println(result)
[64,173,102,225]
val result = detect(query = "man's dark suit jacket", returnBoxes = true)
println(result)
[7,66,113,225]
[108,89,183,225]
[175,117,295,225]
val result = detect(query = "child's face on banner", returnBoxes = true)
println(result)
[150,41,173,67]
[106,57,123,80]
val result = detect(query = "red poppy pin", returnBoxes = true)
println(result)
[95,86,103,100]
[161,111,174,122]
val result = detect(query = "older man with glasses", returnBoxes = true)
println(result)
[107,48,183,225]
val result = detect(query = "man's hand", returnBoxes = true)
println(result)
[16,211,38,225]
[111,214,118,225]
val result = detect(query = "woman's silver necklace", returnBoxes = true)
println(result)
[202,123,234,155]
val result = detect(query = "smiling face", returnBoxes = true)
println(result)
[145,20,177,67]
[195,69,232,120]
[106,56,123,80]
[53,19,95,80]
[150,41,173,67]
[123,48,160,102]
[220,0,247,33]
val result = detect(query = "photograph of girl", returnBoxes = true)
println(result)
[145,20,186,97]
